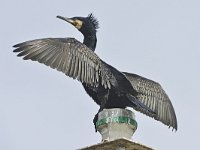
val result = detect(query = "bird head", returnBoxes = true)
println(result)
[57,13,99,35]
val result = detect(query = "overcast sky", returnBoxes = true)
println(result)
[1,0,200,149]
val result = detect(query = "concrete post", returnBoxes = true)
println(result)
[96,108,137,142]
[79,108,154,150]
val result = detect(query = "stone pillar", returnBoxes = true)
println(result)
[80,108,154,150]
[96,108,137,142]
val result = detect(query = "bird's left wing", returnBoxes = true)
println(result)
[13,38,111,89]
[123,72,177,130]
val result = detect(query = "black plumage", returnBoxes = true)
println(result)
[13,13,177,130]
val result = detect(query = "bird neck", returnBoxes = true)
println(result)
[83,34,97,51]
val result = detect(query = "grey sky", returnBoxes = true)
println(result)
[1,0,200,149]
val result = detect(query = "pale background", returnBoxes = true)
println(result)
[1,0,200,149]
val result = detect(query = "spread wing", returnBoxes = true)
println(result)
[13,38,111,89]
[123,72,177,130]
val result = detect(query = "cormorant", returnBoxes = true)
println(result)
[13,13,177,131]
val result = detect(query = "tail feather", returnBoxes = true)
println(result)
[126,94,156,117]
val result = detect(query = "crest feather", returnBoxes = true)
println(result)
[87,13,99,30]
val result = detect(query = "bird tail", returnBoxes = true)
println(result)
[126,94,156,117]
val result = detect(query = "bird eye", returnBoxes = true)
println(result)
[74,20,83,29]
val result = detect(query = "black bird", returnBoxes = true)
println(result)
[13,14,177,130]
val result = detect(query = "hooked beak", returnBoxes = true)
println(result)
[57,15,75,25]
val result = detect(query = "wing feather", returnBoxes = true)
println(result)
[123,72,177,130]
[13,38,111,88]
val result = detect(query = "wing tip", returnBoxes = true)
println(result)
[170,124,178,131]
[13,43,22,48]
[13,45,20,52]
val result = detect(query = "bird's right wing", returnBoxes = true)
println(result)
[13,38,111,89]
[123,72,177,130]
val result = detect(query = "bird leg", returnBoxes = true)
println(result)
[93,113,99,132]
[93,89,109,132]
